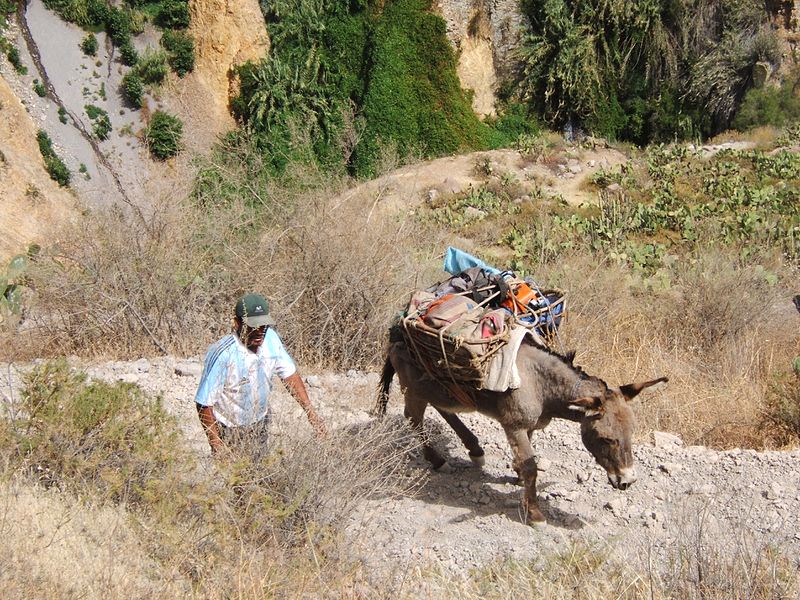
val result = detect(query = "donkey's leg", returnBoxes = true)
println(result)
[434,408,485,466]
[503,426,546,524]
[404,400,447,470]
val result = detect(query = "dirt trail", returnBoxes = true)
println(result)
[340,146,629,218]
[3,356,792,581]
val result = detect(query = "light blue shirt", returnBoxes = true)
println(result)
[195,329,296,427]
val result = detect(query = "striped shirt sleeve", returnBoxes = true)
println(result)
[195,335,234,407]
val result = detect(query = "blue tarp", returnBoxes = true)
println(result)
[442,246,501,276]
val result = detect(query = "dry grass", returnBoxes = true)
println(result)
[0,132,797,453]
[534,250,799,449]
[0,140,440,368]
[0,362,423,598]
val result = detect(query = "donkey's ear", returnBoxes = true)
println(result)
[569,396,603,417]
[620,377,668,401]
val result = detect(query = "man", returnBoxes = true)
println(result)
[195,293,326,455]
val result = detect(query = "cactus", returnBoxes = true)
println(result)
[0,251,33,326]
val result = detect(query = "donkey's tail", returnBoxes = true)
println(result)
[374,355,395,418]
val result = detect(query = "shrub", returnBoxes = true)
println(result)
[120,70,144,107]
[84,104,112,140]
[160,29,194,77]
[145,110,182,159]
[58,106,68,124]
[119,39,138,66]
[3,360,184,507]
[6,46,27,75]
[155,0,190,29]
[135,49,168,85]
[732,74,800,131]
[79,33,97,56]
[32,79,46,97]
[35,129,70,187]
[105,4,131,45]
[762,370,800,447]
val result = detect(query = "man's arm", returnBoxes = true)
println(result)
[282,372,327,437]
[196,404,225,454]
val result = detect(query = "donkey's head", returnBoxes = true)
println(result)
[570,377,667,490]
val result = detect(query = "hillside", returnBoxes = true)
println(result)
[0,0,799,597]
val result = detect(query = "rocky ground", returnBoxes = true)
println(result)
[3,355,797,582]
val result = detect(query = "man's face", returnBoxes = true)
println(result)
[236,319,267,352]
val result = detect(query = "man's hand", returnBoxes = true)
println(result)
[283,372,328,438]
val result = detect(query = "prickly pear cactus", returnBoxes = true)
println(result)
[1,254,30,327]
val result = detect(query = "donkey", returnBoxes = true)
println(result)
[376,333,667,524]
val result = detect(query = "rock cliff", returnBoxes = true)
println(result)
[435,0,525,118]
[171,0,269,147]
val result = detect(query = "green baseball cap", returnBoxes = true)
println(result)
[235,293,275,327]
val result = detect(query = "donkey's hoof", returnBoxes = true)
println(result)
[524,507,547,526]
[469,451,485,467]
[434,461,453,473]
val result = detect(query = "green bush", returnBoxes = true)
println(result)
[234,0,505,177]
[6,46,27,75]
[732,74,800,131]
[85,104,112,140]
[145,110,182,159]
[105,5,132,45]
[121,70,144,106]
[3,360,183,507]
[43,0,109,29]
[135,50,168,85]
[160,29,194,77]
[80,32,98,56]
[32,79,46,98]
[353,0,491,176]
[155,0,190,29]
[36,129,71,187]
[119,40,138,66]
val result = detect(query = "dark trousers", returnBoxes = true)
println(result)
[218,417,270,459]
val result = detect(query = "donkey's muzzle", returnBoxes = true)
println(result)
[608,467,637,490]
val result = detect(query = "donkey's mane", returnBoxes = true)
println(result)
[522,336,607,389]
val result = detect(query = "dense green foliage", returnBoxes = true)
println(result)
[119,39,139,66]
[160,29,194,77]
[353,0,497,175]
[516,0,780,142]
[36,129,71,187]
[732,70,800,131]
[233,0,531,177]
[135,49,168,84]
[145,110,182,159]
[155,0,189,29]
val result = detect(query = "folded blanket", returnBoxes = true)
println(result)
[483,326,543,392]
